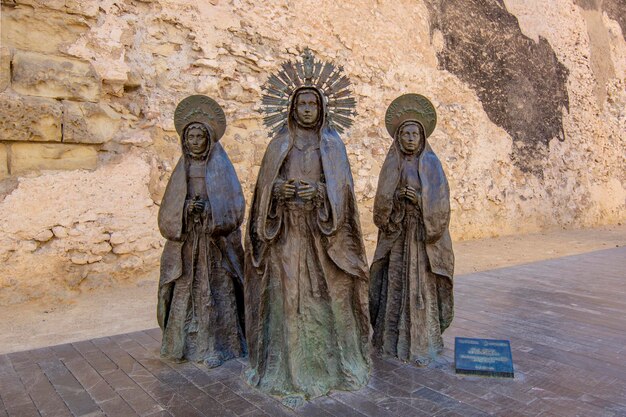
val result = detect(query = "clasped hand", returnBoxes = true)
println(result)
[187,199,206,214]
[274,179,318,201]
[398,185,420,204]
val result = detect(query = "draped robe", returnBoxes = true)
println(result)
[157,140,246,363]
[370,138,454,364]
[244,120,371,399]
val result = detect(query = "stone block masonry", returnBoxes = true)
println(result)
[9,143,98,174]
[0,2,92,54]
[62,101,121,144]
[0,0,623,305]
[0,92,63,142]
[11,51,101,102]
[0,145,8,180]
[0,47,10,93]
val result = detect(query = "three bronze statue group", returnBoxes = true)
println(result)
[156,49,454,408]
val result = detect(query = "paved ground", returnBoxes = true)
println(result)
[2,224,625,356]
[1,247,625,417]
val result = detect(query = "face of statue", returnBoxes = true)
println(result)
[186,126,209,157]
[295,91,320,127]
[399,123,424,154]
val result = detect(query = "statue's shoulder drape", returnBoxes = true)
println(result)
[158,142,245,288]
[245,127,368,279]
[372,143,454,280]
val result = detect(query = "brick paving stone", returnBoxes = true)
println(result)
[221,396,260,416]
[312,396,369,417]
[0,371,42,417]
[38,359,103,417]
[367,375,413,398]
[350,386,389,404]
[204,381,242,403]
[144,328,163,342]
[10,348,55,372]
[406,388,457,415]
[330,390,398,417]
[63,355,138,416]
[13,363,71,417]
[433,410,465,417]
[373,397,431,417]
[240,411,270,417]
[5,403,41,417]
[144,411,172,417]
[72,341,119,375]
[0,356,12,377]
[106,333,235,417]
[128,331,162,352]
[103,369,166,416]
[1,247,625,417]
[580,394,626,415]
[297,402,335,417]
[72,341,165,416]
[0,396,6,417]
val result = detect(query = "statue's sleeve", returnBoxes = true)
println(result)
[262,177,285,241]
[373,149,403,233]
[316,182,332,232]
[204,144,246,237]
[375,188,406,234]
[158,159,186,242]
[384,189,405,233]
[421,152,450,243]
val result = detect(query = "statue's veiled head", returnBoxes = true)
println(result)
[397,121,425,155]
[182,122,213,159]
[291,87,323,130]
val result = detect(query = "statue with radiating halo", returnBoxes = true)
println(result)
[244,49,370,407]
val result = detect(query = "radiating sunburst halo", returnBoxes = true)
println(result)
[260,48,357,136]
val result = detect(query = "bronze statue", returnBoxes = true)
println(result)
[157,95,246,368]
[369,94,454,366]
[244,49,370,407]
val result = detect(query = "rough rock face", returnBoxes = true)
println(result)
[426,0,570,177]
[0,0,624,304]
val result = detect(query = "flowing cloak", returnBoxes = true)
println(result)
[244,124,371,396]
[369,141,454,335]
[157,142,246,344]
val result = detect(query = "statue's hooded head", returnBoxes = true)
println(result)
[288,87,326,132]
[181,121,214,160]
[394,120,426,156]
[174,95,226,161]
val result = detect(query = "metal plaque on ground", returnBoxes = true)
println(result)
[455,337,514,378]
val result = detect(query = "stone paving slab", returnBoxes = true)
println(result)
[1,247,625,416]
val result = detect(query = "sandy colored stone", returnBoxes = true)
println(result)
[0,145,8,180]
[0,47,10,93]
[0,152,161,305]
[62,101,121,144]
[10,143,98,174]
[33,229,53,242]
[51,226,68,238]
[0,0,623,306]
[11,51,100,102]
[0,3,90,54]
[118,130,154,146]
[0,92,63,142]
[13,0,100,18]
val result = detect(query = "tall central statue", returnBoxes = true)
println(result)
[244,49,370,407]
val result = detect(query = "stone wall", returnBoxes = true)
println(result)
[0,0,624,305]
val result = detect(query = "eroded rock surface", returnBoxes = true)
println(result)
[426,0,570,176]
[0,0,623,304]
